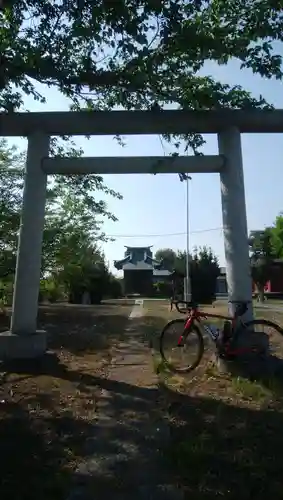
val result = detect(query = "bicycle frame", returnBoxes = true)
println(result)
[177,306,254,356]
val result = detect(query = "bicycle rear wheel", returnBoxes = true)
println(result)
[237,318,283,359]
[159,318,204,373]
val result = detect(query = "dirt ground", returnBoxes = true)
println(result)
[1,300,283,499]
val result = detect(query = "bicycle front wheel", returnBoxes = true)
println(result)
[159,318,204,373]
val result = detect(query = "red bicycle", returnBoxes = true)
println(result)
[159,300,283,373]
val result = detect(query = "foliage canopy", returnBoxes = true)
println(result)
[1,1,283,151]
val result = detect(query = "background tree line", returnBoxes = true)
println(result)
[155,214,283,305]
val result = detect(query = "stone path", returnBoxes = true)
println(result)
[68,300,182,500]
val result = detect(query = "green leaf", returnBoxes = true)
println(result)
[1,0,282,158]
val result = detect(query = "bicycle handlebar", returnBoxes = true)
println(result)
[174,299,251,316]
[174,300,198,314]
[228,300,252,304]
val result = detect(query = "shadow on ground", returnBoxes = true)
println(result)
[0,304,133,356]
[1,361,283,499]
[161,385,283,499]
[1,309,283,498]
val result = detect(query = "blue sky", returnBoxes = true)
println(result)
[5,58,283,275]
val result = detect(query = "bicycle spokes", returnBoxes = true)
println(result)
[227,322,283,361]
[162,323,201,371]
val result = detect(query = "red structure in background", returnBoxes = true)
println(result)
[219,260,283,296]
[252,259,283,294]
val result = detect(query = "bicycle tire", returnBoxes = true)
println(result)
[233,318,283,354]
[159,318,204,373]
[244,319,283,335]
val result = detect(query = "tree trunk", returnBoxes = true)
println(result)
[257,287,265,302]
[254,283,267,303]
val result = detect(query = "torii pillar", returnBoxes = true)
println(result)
[0,133,49,359]
[218,127,253,320]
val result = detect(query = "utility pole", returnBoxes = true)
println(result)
[185,176,192,302]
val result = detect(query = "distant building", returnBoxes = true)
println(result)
[114,246,172,296]
[216,267,228,294]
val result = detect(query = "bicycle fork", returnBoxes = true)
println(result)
[177,316,195,347]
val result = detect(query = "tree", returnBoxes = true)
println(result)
[270,213,283,259]
[190,246,220,303]
[107,275,123,299]
[0,139,122,302]
[1,1,282,154]
[249,229,273,302]
[154,245,220,302]
[54,241,110,304]
[174,250,188,276]
[45,198,113,304]
[42,190,119,276]
[156,249,188,275]
[0,139,23,281]
[155,248,177,271]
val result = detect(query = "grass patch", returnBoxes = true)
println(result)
[152,354,186,393]
[231,376,271,402]
[152,354,166,375]
[152,353,175,376]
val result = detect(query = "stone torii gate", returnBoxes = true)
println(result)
[0,108,282,359]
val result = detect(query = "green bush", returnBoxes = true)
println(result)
[39,278,65,303]
[0,279,13,306]
[107,276,123,298]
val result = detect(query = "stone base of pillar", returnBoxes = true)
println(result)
[210,330,276,379]
[0,330,47,360]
